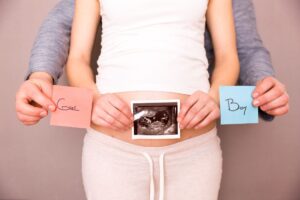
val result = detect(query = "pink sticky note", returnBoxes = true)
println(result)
[50,85,93,128]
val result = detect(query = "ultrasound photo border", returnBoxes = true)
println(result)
[130,99,181,140]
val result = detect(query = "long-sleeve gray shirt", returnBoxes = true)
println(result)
[24,0,275,120]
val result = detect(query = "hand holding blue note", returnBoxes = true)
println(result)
[219,86,258,125]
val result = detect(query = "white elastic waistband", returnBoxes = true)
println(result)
[85,126,217,156]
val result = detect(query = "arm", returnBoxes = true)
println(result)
[205,0,288,120]
[233,0,289,119]
[16,0,73,125]
[205,0,272,87]
[65,0,99,93]
[66,0,133,130]
[24,0,74,84]
[178,0,239,129]
[233,0,276,120]
[232,0,274,86]
[206,0,240,103]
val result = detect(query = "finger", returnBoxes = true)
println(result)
[23,121,40,126]
[92,114,118,130]
[97,108,128,130]
[252,77,275,98]
[15,98,47,117]
[178,94,200,120]
[260,93,289,112]
[180,101,207,129]
[103,101,132,128]
[253,86,283,107]
[107,95,133,120]
[266,104,289,116]
[25,83,55,111]
[182,98,206,127]
[185,101,213,129]
[195,109,220,129]
[16,112,42,123]
[36,81,56,111]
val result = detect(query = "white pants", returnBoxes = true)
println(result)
[82,127,223,200]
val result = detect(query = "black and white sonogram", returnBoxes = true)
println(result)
[131,99,180,139]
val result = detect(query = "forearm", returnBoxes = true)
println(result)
[64,0,100,96]
[24,0,74,84]
[66,59,99,96]
[238,49,275,86]
[233,0,275,85]
[205,0,240,104]
[209,56,240,104]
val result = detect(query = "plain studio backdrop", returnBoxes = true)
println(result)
[0,0,299,199]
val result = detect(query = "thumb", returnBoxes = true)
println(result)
[178,92,199,119]
[27,80,56,111]
[39,80,56,112]
[252,77,275,98]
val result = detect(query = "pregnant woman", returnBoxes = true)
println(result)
[66,0,239,199]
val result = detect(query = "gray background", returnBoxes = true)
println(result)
[0,0,299,199]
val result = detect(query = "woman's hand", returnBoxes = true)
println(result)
[91,93,134,131]
[177,90,220,130]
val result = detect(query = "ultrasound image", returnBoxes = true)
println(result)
[133,102,178,136]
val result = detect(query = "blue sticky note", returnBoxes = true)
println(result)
[219,86,258,125]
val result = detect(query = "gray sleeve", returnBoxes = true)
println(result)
[233,0,275,86]
[233,0,276,121]
[24,0,74,84]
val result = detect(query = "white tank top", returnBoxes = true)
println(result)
[96,0,210,95]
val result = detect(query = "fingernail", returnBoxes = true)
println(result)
[48,105,56,111]
[179,124,183,129]
[40,111,47,117]
[253,92,259,98]
[253,100,259,106]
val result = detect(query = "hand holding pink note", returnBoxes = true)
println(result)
[50,85,94,128]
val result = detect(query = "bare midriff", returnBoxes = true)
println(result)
[90,91,216,147]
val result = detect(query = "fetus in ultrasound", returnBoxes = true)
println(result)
[138,110,170,128]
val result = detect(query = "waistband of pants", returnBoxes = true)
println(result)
[85,126,218,156]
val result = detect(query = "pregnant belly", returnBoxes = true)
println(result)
[90,90,216,147]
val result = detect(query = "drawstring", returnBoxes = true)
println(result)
[142,152,155,200]
[159,153,165,200]
[142,152,166,200]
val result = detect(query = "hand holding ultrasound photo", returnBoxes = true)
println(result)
[131,99,180,139]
